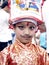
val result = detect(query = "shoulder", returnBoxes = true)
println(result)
[0,44,14,65]
[32,43,47,55]
[0,43,15,54]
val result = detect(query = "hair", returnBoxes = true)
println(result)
[1,1,8,8]
[13,24,17,28]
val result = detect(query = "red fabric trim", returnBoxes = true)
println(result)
[11,16,43,25]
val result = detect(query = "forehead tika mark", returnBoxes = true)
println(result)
[26,22,30,26]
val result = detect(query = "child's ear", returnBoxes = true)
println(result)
[35,27,38,33]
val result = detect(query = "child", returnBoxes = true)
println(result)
[0,1,49,65]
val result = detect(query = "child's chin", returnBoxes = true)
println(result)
[22,40,30,44]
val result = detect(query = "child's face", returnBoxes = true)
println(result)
[14,21,38,44]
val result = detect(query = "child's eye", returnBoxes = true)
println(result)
[29,26,35,30]
[18,26,24,30]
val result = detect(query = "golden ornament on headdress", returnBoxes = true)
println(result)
[16,0,20,4]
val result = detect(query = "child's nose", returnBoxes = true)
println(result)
[24,28,30,35]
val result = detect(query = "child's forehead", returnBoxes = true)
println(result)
[16,21,36,26]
